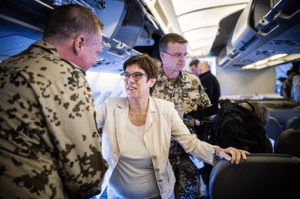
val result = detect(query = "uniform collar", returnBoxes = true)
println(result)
[30,40,86,75]
[31,40,60,57]
[158,64,189,84]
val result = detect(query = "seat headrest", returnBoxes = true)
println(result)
[275,129,300,157]
[209,154,300,199]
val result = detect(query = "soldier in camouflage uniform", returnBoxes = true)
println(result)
[0,5,106,199]
[152,33,211,199]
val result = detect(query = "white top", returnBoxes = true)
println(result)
[96,97,217,199]
[108,120,160,198]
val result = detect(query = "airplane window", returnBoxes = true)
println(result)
[86,71,127,107]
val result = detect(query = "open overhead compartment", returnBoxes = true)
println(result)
[0,0,164,72]
[217,0,300,69]
[93,0,163,72]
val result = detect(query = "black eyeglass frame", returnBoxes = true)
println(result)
[120,72,148,81]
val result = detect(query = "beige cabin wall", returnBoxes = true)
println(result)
[216,66,276,96]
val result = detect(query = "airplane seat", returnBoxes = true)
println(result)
[283,116,300,130]
[264,135,273,153]
[209,154,300,199]
[264,116,282,140]
[274,129,300,158]
[269,107,300,130]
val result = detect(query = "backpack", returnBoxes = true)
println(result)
[187,100,269,189]
[210,100,266,153]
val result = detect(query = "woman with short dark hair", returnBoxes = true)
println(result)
[96,54,249,199]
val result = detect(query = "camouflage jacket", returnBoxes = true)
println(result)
[152,67,211,123]
[0,41,105,199]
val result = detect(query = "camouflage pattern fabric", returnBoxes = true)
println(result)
[152,67,211,199]
[153,68,210,119]
[0,41,106,199]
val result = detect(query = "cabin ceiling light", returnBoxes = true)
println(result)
[256,59,268,65]
[241,53,300,70]
[254,64,268,70]
[241,64,255,69]
[284,54,300,62]
[270,53,288,60]
[34,0,54,9]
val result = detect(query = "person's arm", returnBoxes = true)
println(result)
[95,101,107,128]
[40,68,106,199]
[170,105,249,165]
[184,103,219,120]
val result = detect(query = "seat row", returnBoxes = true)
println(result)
[209,154,300,199]
[264,115,300,157]
[265,116,300,140]
[209,108,300,198]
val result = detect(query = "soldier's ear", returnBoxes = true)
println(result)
[160,51,165,61]
[73,35,85,55]
[148,78,156,87]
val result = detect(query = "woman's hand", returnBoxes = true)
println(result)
[215,147,250,164]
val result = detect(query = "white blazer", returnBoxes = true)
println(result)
[96,97,216,199]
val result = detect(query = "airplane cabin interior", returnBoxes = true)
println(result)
[0,0,300,198]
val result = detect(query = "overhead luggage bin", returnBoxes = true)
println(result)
[217,0,300,68]
[0,0,163,72]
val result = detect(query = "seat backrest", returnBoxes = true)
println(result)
[284,116,300,130]
[274,129,300,158]
[264,116,282,140]
[269,107,300,128]
[209,154,300,199]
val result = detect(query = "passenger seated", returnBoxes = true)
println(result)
[187,100,270,194]
[239,101,270,127]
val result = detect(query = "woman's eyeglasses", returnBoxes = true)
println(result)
[120,72,148,81]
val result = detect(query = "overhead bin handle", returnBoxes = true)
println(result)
[255,0,300,35]
[107,38,130,57]
[255,0,285,30]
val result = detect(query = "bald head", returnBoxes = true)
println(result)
[198,61,211,74]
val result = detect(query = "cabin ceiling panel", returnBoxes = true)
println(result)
[189,38,215,50]
[145,0,248,56]
[177,5,247,32]
[171,0,250,16]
